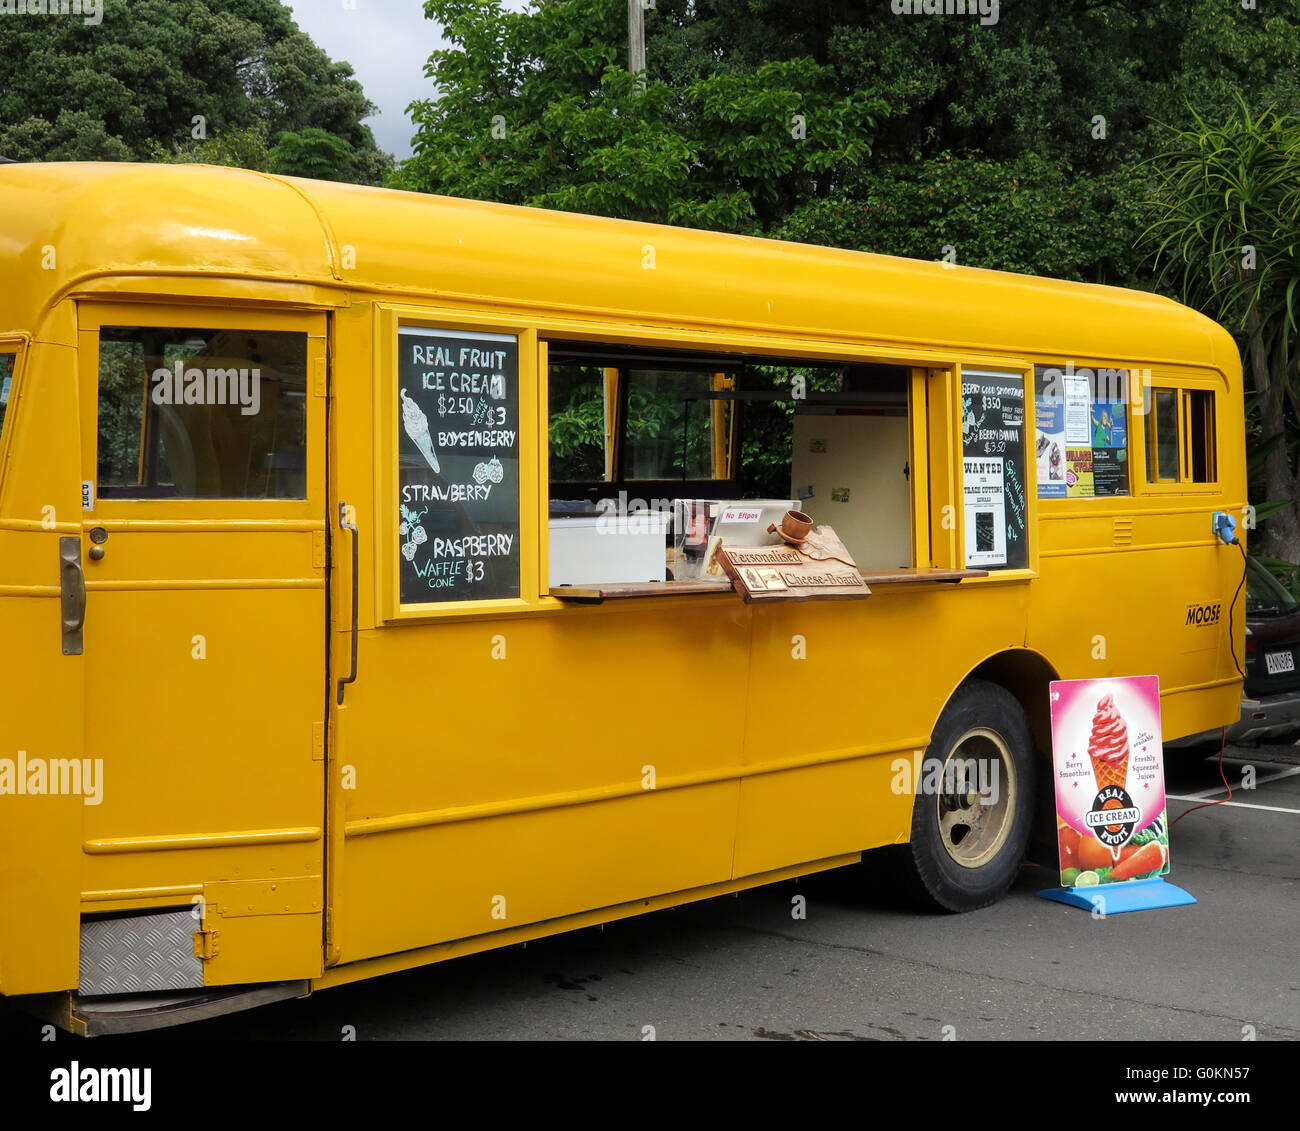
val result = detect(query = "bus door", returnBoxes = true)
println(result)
[74,304,328,989]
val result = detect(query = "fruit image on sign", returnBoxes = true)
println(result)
[1049,676,1171,887]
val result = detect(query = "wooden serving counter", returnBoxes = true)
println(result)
[549,567,986,603]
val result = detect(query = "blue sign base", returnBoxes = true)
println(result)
[1036,877,1197,915]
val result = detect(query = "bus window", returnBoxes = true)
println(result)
[1033,364,1131,499]
[0,351,13,442]
[96,327,308,499]
[623,370,727,481]
[1146,388,1179,483]
[1144,386,1215,485]
[548,364,611,482]
[1186,389,1217,482]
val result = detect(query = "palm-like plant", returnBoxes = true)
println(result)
[1144,98,1300,559]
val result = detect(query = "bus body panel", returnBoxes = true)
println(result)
[0,326,86,995]
[0,164,1245,1016]
[734,583,1031,875]
[332,602,749,962]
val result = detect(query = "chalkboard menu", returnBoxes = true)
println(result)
[397,328,520,604]
[961,370,1028,570]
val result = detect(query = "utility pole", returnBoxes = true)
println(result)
[628,0,648,83]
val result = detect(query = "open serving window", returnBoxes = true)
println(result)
[546,342,982,599]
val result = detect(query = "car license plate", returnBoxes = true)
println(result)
[1265,650,1295,675]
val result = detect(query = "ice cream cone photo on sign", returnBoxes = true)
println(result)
[1087,692,1130,792]
[1048,676,1170,887]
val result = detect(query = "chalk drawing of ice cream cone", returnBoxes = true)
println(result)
[400,388,440,473]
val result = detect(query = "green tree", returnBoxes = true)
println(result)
[270,128,357,182]
[400,0,1300,277]
[146,126,274,173]
[395,0,882,231]
[0,0,391,184]
[1145,102,1300,561]
[402,0,1300,517]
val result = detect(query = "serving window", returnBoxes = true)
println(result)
[545,342,925,592]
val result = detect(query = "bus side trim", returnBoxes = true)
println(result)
[344,737,932,839]
[82,884,205,903]
[1161,675,1242,696]
[83,578,324,592]
[83,827,323,854]
[1039,540,1222,558]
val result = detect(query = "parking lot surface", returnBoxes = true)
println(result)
[1,743,1295,1043]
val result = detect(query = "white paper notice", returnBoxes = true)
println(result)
[963,457,1007,567]
[1064,375,1092,444]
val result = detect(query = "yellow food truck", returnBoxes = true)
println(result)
[0,163,1245,1034]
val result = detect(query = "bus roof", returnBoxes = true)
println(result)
[0,162,1235,374]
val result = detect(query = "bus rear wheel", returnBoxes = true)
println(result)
[900,679,1037,912]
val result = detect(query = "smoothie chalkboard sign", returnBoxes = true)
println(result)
[397,327,520,604]
[961,369,1028,571]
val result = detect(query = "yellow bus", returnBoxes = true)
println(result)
[0,163,1245,1035]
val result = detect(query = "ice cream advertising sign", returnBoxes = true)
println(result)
[1049,676,1171,888]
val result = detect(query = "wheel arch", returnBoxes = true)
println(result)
[961,648,1061,759]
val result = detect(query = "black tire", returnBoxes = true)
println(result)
[898,679,1037,912]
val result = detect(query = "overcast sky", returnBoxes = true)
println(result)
[286,0,532,163]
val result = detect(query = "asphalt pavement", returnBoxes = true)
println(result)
[2,742,1296,1042]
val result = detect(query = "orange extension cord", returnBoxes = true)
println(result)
[1169,727,1233,828]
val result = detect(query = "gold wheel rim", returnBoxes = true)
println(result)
[933,727,1017,869]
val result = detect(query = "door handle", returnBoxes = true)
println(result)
[336,502,359,705]
[59,536,85,656]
